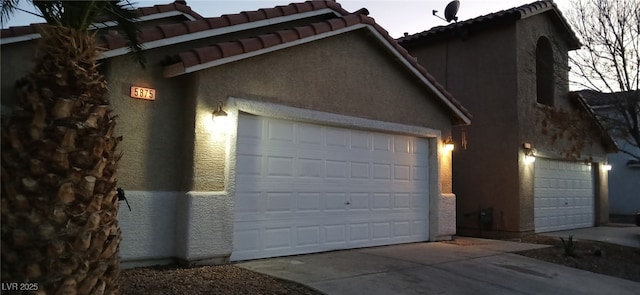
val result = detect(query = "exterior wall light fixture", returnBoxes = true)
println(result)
[602,163,612,171]
[523,142,536,164]
[212,101,228,123]
[444,136,455,151]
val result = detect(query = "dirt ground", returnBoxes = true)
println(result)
[516,235,640,282]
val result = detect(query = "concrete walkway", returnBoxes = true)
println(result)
[237,237,640,295]
[540,224,640,248]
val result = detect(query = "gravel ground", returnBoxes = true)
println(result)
[517,235,640,282]
[119,264,323,295]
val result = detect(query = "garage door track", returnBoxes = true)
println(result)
[237,237,640,295]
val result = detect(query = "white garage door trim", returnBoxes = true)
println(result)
[224,97,443,261]
[534,158,594,233]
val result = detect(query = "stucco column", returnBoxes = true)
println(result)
[594,162,610,225]
[175,105,237,265]
[435,138,456,240]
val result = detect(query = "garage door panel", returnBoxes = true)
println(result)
[232,114,429,261]
[534,158,594,233]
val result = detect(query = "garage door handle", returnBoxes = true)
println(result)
[345,201,351,205]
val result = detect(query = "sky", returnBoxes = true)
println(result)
[2,0,573,38]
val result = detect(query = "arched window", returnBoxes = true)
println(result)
[536,37,554,106]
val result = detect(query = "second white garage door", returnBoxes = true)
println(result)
[534,158,594,233]
[231,114,430,261]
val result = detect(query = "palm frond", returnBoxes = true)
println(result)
[1,0,21,27]
[30,0,146,67]
[101,0,146,68]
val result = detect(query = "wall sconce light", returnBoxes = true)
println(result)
[444,136,455,151]
[602,163,612,171]
[523,142,536,164]
[212,101,228,123]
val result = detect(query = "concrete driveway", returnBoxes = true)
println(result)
[237,237,640,295]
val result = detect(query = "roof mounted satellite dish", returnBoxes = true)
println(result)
[433,0,460,23]
[445,0,460,22]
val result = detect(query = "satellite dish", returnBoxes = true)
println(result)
[433,0,460,23]
[444,0,460,23]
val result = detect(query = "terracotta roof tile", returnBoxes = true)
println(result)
[140,7,158,16]
[177,51,200,68]
[342,14,362,27]
[243,11,267,22]
[141,1,203,19]
[310,22,332,34]
[276,30,299,43]
[294,26,315,39]
[206,17,230,29]
[157,23,188,38]
[326,18,347,30]
[156,4,174,13]
[223,13,249,26]
[260,7,284,19]
[293,2,314,13]
[398,0,580,49]
[200,46,223,64]
[217,41,244,58]
[310,1,330,10]
[258,34,281,48]
[238,37,263,52]
[184,19,209,33]
[278,5,298,16]
[140,27,164,42]
[101,31,128,49]
[164,12,472,123]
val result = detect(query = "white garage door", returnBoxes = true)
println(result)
[534,158,594,233]
[231,114,429,261]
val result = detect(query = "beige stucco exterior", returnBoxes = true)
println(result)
[403,11,611,237]
[1,23,462,264]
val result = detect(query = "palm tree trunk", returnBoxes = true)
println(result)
[2,25,122,295]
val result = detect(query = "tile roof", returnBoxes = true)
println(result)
[397,0,580,50]
[0,1,203,40]
[570,90,623,152]
[163,12,472,124]
[97,0,348,51]
[576,89,640,108]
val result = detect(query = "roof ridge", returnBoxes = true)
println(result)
[396,0,579,49]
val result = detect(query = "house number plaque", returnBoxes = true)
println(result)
[130,86,156,101]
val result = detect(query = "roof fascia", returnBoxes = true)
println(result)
[164,24,471,125]
[90,10,198,30]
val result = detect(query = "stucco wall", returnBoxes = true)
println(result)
[608,141,640,215]
[406,12,612,236]
[1,41,36,111]
[406,25,523,234]
[118,191,178,264]
[104,54,195,192]
[515,13,610,231]
[193,31,455,192]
